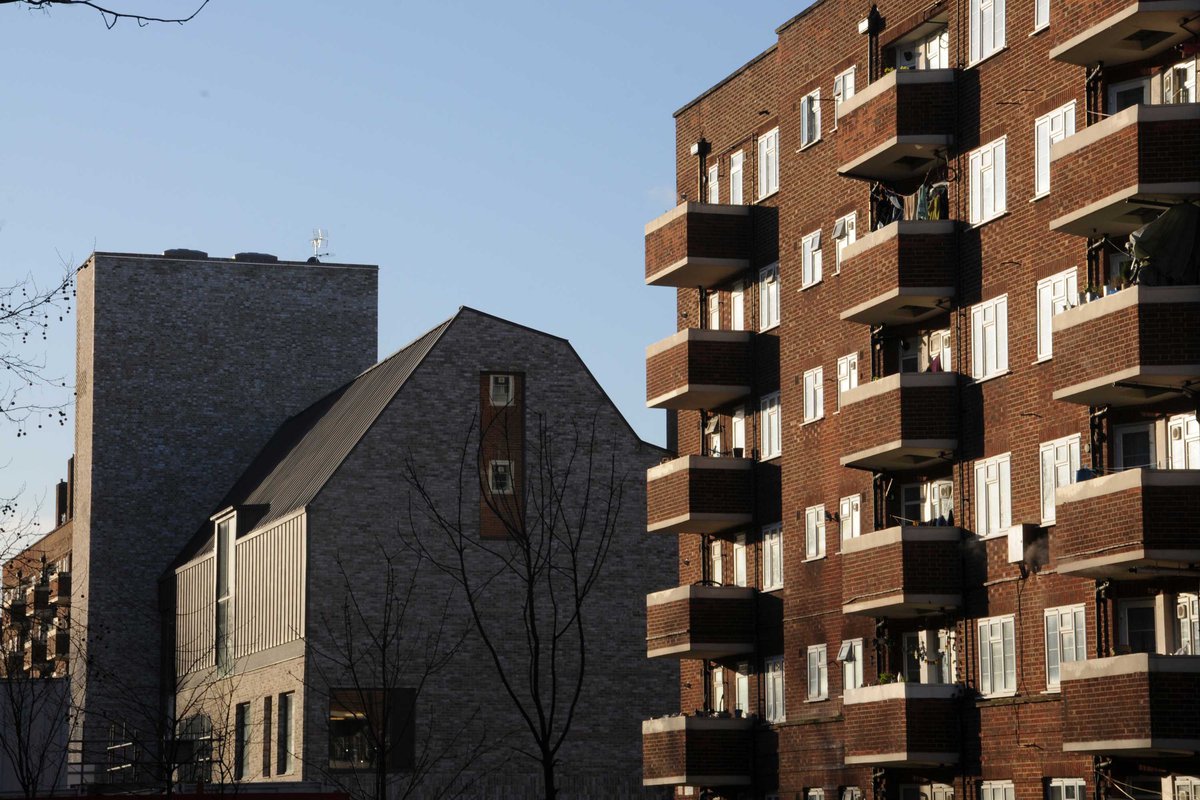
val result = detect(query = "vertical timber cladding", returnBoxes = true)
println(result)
[233,513,305,660]
[478,372,526,539]
[174,556,216,677]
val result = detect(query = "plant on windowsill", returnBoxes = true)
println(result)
[877,672,896,685]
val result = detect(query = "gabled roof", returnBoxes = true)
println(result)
[170,315,452,568]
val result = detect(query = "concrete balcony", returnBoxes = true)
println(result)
[839,373,958,471]
[645,203,752,288]
[22,641,45,672]
[646,456,753,536]
[1051,286,1200,406]
[839,221,956,325]
[1050,1,1200,66]
[642,715,754,787]
[45,630,68,660]
[843,683,960,766]
[646,584,756,659]
[646,329,753,411]
[49,572,70,605]
[841,527,962,617]
[1049,104,1200,237]
[24,586,49,614]
[836,70,956,183]
[1061,654,1200,755]
[1053,469,1200,579]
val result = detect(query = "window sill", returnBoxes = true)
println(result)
[1029,24,1049,37]
[799,279,823,292]
[967,45,1010,70]
[1041,518,1056,528]
[759,322,780,334]
[797,137,823,152]
[804,697,830,704]
[802,415,824,426]
[1032,355,1052,365]
[757,189,779,203]
[802,555,826,564]
[971,210,1010,229]
[974,369,1012,383]
[1042,686,1062,695]
[1029,192,1049,203]
[979,528,1009,541]
[762,585,784,593]
[760,453,782,463]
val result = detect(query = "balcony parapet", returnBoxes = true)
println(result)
[839,372,958,471]
[841,526,963,617]
[843,682,960,766]
[839,220,956,325]
[646,456,753,536]
[642,715,755,787]
[1050,1,1200,66]
[645,203,752,288]
[646,329,754,411]
[646,584,756,659]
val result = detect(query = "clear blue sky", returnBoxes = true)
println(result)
[1,0,804,530]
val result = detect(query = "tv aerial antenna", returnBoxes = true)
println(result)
[310,228,333,259]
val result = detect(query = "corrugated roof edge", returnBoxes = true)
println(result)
[673,44,778,119]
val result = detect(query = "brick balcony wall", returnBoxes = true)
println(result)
[646,459,752,530]
[1052,0,1159,52]
[1061,656,1200,749]
[646,334,752,405]
[843,691,959,763]
[645,206,751,281]
[841,533,962,612]
[645,588,755,656]
[836,74,955,168]
[839,224,956,316]
[643,719,753,784]
[840,379,958,454]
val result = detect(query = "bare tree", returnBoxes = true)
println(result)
[0,1,209,29]
[303,546,496,800]
[401,409,626,800]
[1,267,76,436]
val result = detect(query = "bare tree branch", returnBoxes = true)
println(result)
[1,0,209,29]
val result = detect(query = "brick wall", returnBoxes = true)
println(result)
[839,225,957,317]
[645,591,756,656]
[836,74,956,169]
[645,336,752,405]
[841,535,962,611]
[646,460,753,530]
[645,207,752,281]
[842,695,959,761]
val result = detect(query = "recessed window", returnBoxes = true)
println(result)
[1039,434,1081,525]
[1035,103,1075,197]
[903,628,957,684]
[762,524,783,591]
[758,127,780,198]
[833,213,856,274]
[488,460,514,495]
[1118,598,1157,654]
[179,715,213,784]
[802,229,823,288]
[328,688,416,772]
[806,644,828,700]
[759,263,780,331]
[803,366,824,423]
[1045,605,1086,689]
[215,515,235,672]
[707,290,721,331]
[838,638,864,691]
[901,479,954,526]
[836,353,858,409]
[805,504,826,560]
[969,0,1006,64]
[735,668,750,714]
[1165,58,1197,104]
[489,374,515,406]
[974,453,1011,536]
[1113,422,1155,470]
[277,692,295,775]
[731,407,746,458]
[709,538,723,586]
[760,392,781,459]
[731,281,746,331]
[839,495,861,541]
[235,702,251,780]
[978,616,1016,696]
[970,295,1008,381]
[1036,268,1077,361]
[706,163,719,204]
[800,90,822,148]
[730,151,744,205]
[711,667,726,713]
[969,137,1007,224]
[764,655,785,722]
[733,534,748,587]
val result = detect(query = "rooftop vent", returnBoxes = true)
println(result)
[162,248,208,259]
[232,252,279,263]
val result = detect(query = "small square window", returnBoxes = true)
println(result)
[488,460,514,495]
[489,374,515,406]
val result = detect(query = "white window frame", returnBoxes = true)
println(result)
[971,294,1009,381]
[969,0,1007,65]
[729,150,744,205]
[706,163,719,204]
[758,127,780,199]
[803,366,825,423]
[978,615,1017,697]
[759,263,780,331]
[735,668,750,714]
[834,212,856,274]
[1035,103,1075,197]
[711,667,726,713]
[764,655,786,723]
[802,229,823,288]
[1036,267,1077,361]
[809,790,826,800]
[762,524,783,591]
[708,290,721,331]
[1168,412,1199,469]
[1044,604,1087,690]
[488,460,514,495]
[839,494,861,542]
[974,452,1012,536]
[834,68,856,125]
[489,374,515,406]
[969,137,1007,225]
[1039,433,1081,525]
[731,406,746,458]
[731,281,745,331]
[838,637,865,691]
[760,392,781,460]
[805,504,826,560]
[836,352,858,410]
[709,538,723,586]
[800,89,822,148]
[1113,421,1155,470]
[1165,57,1198,104]
[733,534,748,588]
[1033,0,1049,32]
[806,644,828,701]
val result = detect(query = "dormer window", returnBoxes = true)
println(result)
[489,374,514,407]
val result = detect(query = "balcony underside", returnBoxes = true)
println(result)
[838,136,953,183]
[1049,185,1200,238]
[840,287,955,326]
[646,256,751,289]
[841,439,957,471]
[1056,549,1200,580]
[843,592,963,618]
[647,384,752,411]
[647,512,754,537]
[1052,364,1200,406]
[1050,2,1200,66]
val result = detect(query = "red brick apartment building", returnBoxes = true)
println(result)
[640,1,1200,799]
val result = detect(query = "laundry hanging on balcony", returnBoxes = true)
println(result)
[1129,202,1200,286]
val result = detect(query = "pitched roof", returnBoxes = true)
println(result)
[170,315,453,568]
